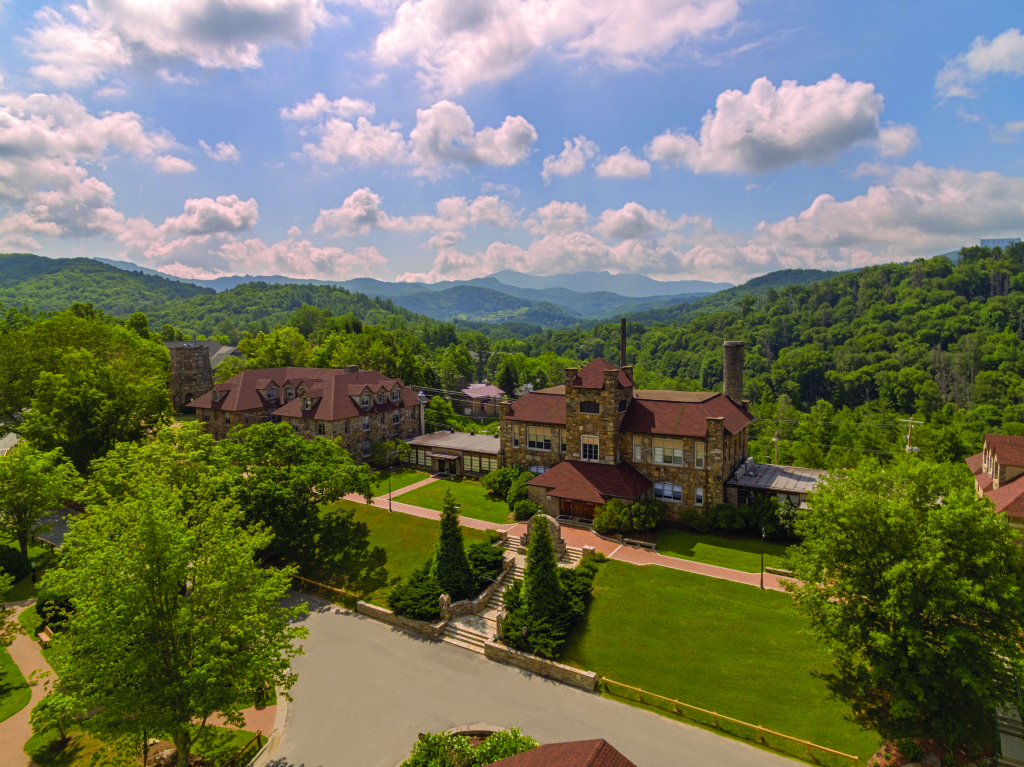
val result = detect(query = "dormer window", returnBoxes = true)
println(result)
[377,392,385,404]
[391,390,400,402]
[286,387,294,399]
[580,401,600,414]
[361,393,370,407]
[266,388,278,400]
[302,398,311,410]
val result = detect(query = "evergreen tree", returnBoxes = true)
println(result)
[431,489,473,600]
[521,516,562,622]
[497,362,516,396]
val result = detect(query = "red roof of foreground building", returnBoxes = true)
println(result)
[621,392,752,437]
[189,367,419,419]
[570,358,633,389]
[527,460,651,504]
[491,739,636,767]
[967,448,1024,517]
[985,434,1024,467]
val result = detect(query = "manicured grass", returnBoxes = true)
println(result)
[373,468,430,495]
[319,501,489,605]
[654,529,791,573]
[0,646,31,724]
[26,726,257,767]
[394,477,511,525]
[560,561,880,762]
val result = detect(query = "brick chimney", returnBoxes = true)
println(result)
[723,341,744,404]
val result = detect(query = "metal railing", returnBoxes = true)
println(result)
[600,677,859,765]
[221,730,263,767]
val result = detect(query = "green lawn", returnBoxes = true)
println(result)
[373,469,430,495]
[317,501,489,606]
[560,561,880,763]
[0,646,30,724]
[393,477,511,525]
[26,725,257,767]
[654,530,791,573]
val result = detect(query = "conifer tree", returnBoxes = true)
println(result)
[521,515,562,621]
[432,489,473,600]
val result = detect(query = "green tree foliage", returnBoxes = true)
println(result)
[0,444,80,558]
[237,326,311,368]
[592,498,666,536]
[224,422,375,562]
[480,466,529,501]
[431,490,474,600]
[29,677,81,744]
[425,396,459,430]
[41,452,307,767]
[369,438,410,471]
[125,312,151,339]
[386,562,443,621]
[520,516,562,624]
[438,343,475,390]
[400,728,538,766]
[787,457,1024,748]
[0,571,19,647]
[497,362,516,395]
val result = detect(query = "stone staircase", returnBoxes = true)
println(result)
[442,618,489,654]
[999,706,1024,767]
[502,534,583,567]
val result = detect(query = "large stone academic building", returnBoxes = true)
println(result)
[190,366,423,462]
[499,341,755,520]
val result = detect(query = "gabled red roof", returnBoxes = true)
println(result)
[505,392,567,425]
[985,434,1024,468]
[986,475,1024,517]
[190,367,418,420]
[492,739,636,767]
[966,451,983,475]
[620,393,752,437]
[527,461,651,504]
[461,384,504,398]
[571,358,632,389]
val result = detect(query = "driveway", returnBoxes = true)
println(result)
[258,596,800,767]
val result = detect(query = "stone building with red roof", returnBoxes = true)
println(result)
[499,342,754,520]
[967,434,1024,535]
[190,365,423,463]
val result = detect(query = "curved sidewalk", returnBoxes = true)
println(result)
[0,603,55,767]
[349,479,791,592]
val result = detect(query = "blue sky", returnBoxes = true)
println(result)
[0,0,1021,284]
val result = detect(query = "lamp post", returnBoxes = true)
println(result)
[386,447,403,513]
[760,527,766,591]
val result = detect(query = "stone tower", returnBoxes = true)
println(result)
[169,344,213,412]
[723,341,744,404]
[563,363,633,465]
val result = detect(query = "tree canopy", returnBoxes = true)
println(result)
[0,444,80,558]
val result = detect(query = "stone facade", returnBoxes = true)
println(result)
[563,365,633,465]
[169,344,213,412]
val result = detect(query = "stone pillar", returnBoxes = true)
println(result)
[723,341,744,404]
[706,416,726,507]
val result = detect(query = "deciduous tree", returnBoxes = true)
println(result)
[788,457,1024,748]
[0,444,80,558]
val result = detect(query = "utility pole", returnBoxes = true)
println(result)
[773,430,779,464]
[898,418,924,454]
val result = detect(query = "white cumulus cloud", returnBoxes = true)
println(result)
[280,94,376,122]
[199,140,240,162]
[154,155,196,174]
[409,101,537,174]
[646,74,912,174]
[936,28,1024,99]
[595,148,650,178]
[25,0,337,87]
[374,0,741,95]
[541,136,598,182]
[524,201,588,235]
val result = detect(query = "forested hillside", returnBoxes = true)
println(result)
[0,254,213,315]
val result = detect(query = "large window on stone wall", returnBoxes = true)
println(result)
[527,426,552,451]
[362,440,371,456]
[694,487,704,506]
[317,423,325,436]
[581,435,599,461]
[654,482,683,501]
[632,436,642,462]
[695,441,705,469]
[579,401,600,414]
[653,438,683,465]
[362,416,370,431]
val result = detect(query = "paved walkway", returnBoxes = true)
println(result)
[0,603,55,767]
[349,479,791,592]
[255,594,800,767]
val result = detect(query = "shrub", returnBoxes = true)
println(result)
[386,563,442,621]
[35,589,72,630]
[0,546,30,582]
[708,503,746,534]
[400,728,538,767]
[485,529,502,544]
[471,728,539,763]
[592,499,627,536]
[677,505,710,533]
[506,475,530,508]
[620,498,666,532]
[480,467,525,500]
[512,500,539,521]
[466,541,504,585]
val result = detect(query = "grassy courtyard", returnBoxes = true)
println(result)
[560,561,880,762]
[654,530,792,573]
[317,501,490,605]
[372,468,430,495]
[393,477,512,525]
[0,646,30,725]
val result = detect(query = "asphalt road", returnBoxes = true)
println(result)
[257,596,800,767]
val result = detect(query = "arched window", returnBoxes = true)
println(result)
[579,401,600,414]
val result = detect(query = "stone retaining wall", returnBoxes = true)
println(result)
[482,641,598,692]
[355,601,447,639]
[444,554,515,619]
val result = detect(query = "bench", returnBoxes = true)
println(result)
[37,627,54,647]
[623,538,657,551]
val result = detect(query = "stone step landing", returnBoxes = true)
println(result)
[442,621,488,655]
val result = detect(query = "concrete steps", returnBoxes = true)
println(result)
[442,622,488,654]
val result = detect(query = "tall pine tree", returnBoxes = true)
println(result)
[521,516,562,621]
[432,489,473,600]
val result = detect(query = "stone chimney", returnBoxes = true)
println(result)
[620,318,626,368]
[723,341,744,404]
[564,367,578,387]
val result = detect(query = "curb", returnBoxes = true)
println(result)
[248,690,289,767]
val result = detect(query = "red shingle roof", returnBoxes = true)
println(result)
[190,367,418,420]
[985,434,1024,467]
[527,461,651,504]
[571,358,632,389]
[492,739,636,767]
[620,393,752,437]
[461,384,505,398]
[986,475,1024,517]
[966,451,983,475]
[505,392,567,425]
